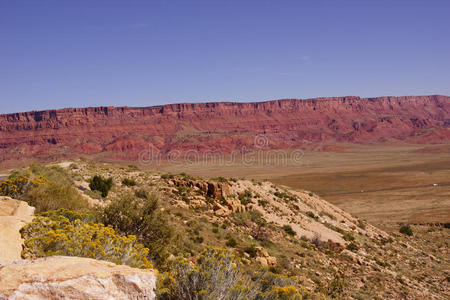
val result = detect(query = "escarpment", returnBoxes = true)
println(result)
[0,95,448,162]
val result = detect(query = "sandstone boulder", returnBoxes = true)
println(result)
[0,197,34,265]
[0,256,156,300]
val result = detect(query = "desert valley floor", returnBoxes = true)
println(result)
[155,143,450,230]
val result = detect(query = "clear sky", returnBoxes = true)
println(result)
[0,0,449,114]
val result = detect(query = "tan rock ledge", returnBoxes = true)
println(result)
[0,256,157,300]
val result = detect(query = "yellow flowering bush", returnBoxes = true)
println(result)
[0,173,47,199]
[256,272,311,300]
[20,209,152,269]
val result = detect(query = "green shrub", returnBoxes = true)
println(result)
[89,175,112,197]
[161,173,174,180]
[258,199,269,207]
[342,231,355,241]
[232,211,266,227]
[320,211,337,220]
[157,247,255,300]
[244,245,258,258]
[135,188,149,199]
[273,191,296,202]
[193,236,204,244]
[305,211,318,220]
[239,189,253,205]
[101,193,174,266]
[213,176,228,183]
[22,181,88,213]
[226,237,238,247]
[399,224,413,236]
[122,178,137,186]
[327,273,347,299]
[282,225,296,236]
[21,209,151,269]
[346,242,359,252]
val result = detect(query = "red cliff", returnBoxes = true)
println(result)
[0,95,449,163]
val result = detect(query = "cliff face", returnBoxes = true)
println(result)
[0,95,449,162]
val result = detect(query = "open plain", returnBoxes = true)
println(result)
[156,143,450,229]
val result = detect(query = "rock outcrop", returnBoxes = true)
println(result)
[0,95,448,162]
[171,178,230,200]
[0,197,34,265]
[0,256,157,300]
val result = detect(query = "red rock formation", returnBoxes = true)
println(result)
[0,95,448,163]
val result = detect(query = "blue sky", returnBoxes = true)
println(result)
[0,0,449,113]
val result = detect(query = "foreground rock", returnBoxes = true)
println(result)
[0,256,156,300]
[0,197,34,265]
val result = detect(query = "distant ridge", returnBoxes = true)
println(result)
[0,95,449,163]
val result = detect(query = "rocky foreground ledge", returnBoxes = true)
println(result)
[0,197,157,300]
[0,197,34,265]
[0,256,156,300]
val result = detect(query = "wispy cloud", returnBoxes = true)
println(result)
[298,55,311,64]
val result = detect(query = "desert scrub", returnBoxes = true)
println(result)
[282,224,296,236]
[320,211,336,220]
[89,175,113,197]
[212,176,228,183]
[273,191,297,202]
[135,188,149,199]
[305,211,319,220]
[22,180,88,213]
[244,244,258,258]
[239,189,253,205]
[258,199,269,207]
[161,173,174,180]
[346,242,359,252]
[157,247,255,300]
[232,210,265,227]
[399,224,413,236]
[21,209,152,269]
[122,178,137,186]
[157,248,312,300]
[342,231,355,241]
[101,192,174,266]
[225,237,238,247]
